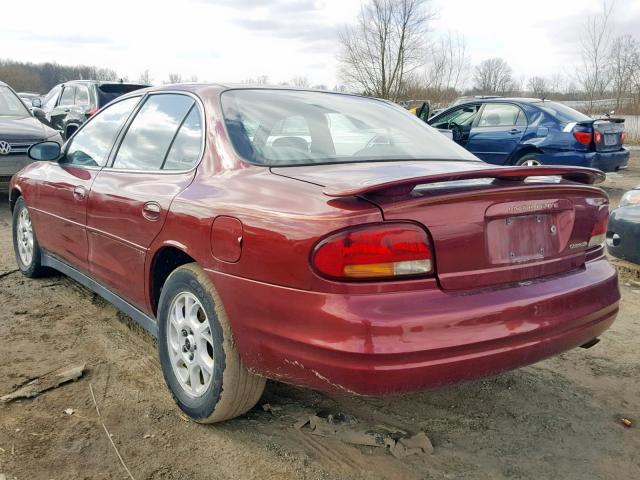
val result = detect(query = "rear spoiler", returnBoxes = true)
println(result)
[323,166,606,197]
[564,118,625,131]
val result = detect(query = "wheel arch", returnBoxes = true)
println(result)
[9,186,23,213]
[509,145,545,165]
[148,245,198,316]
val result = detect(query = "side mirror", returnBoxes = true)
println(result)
[28,141,61,162]
[32,98,42,108]
[32,107,46,122]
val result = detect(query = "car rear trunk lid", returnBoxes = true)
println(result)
[272,161,608,290]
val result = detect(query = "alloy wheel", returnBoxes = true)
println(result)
[17,208,34,266]
[167,292,215,397]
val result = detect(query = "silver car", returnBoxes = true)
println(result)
[0,81,62,189]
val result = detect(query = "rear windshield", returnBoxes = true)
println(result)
[221,89,478,166]
[97,84,147,107]
[535,101,591,123]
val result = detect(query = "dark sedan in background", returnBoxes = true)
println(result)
[0,80,62,190]
[34,80,148,139]
[607,187,640,264]
[428,98,629,172]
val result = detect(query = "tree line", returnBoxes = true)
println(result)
[338,0,640,114]
[0,59,118,93]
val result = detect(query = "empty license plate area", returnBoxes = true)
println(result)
[604,133,618,146]
[486,213,562,264]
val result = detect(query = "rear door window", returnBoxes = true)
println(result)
[112,94,196,170]
[477,104,524,127]
[162,106,203,170]
[64,97,140,167]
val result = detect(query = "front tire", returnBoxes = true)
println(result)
[12,197,47,278]
[158,263,265,423]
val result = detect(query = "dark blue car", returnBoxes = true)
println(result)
[427,98,629,172]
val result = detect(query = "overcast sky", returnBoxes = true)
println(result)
[2,0,640,88]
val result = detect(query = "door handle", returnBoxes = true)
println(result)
[64,108,70,113]
[508,128,521,134]
[73,185,86,200]
[142,201,161,221]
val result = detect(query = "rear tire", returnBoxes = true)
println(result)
[12,197,48,278]
[514,153,543,166]
[158,263,265,423]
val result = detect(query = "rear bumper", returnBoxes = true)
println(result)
[607,207,640,264]
[208,255,620,395]
[539,148,629,172]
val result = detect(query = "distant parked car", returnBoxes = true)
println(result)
[34,80,148,139]
[0,81,62,190]
[427,98,629,172]
[607,187,640,264]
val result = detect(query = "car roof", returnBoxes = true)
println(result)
[115,83,379,102]
[63,80,149,87]
[456,97,549,105]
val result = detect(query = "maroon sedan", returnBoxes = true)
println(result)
[10,85,619,423]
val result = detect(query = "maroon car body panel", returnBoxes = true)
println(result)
[9,84,620,396]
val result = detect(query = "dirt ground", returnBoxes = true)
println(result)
[1,154,639,480]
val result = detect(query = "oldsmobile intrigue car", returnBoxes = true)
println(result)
[0,80,62,190]
[10,84,620,422]
[428,98,629,172]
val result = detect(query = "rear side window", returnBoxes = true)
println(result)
[478,104,525,127]
[112,94,196,170]
[64,97,140,167]
[536,101,591,123]
[59,86,76,106]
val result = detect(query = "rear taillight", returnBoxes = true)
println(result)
[312,223,433,280]
[588,207,609,248]
[573,131,592,145]
[594,130,602,144]
[621,132,626,144]
[86,107,98,116]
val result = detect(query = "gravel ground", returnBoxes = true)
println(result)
[0,154,639,480]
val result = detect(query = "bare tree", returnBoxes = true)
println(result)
[138,69,152,85]
[527,76,549,98]
[548,72,566,95]
[242,75,269,85]
[473,58,514,94]
[424,32,469,96]
[577,0,614,112]
[338,0,433,101]
[609,34,639,109]
[165,73,183,84]
[291,76,310,88]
